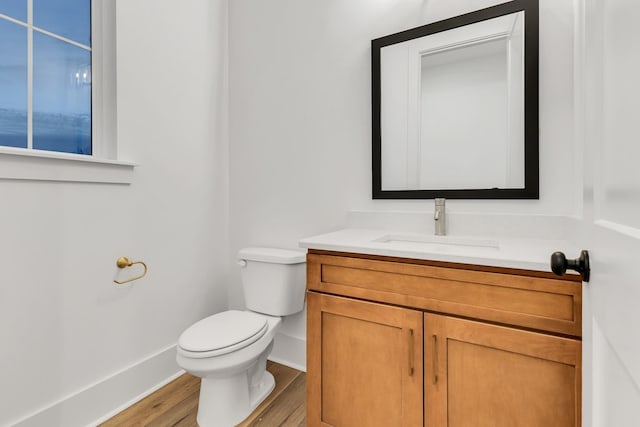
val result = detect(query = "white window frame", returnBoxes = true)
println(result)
[0,0,135,184]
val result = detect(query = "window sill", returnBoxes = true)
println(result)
[0,147,136,184]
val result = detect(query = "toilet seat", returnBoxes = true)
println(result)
[178,310,268,358]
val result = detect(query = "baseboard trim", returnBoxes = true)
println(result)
[269,332,306,372]
[89,368,184,426]
[268,355,306,373]
[9,344,182,427]
[10,335,306,427]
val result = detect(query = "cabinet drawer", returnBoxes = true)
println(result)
[307,251,582,337]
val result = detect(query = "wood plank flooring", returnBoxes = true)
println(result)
[100,361,305,427]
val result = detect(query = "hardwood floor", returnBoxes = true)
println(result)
[100,361,305,427]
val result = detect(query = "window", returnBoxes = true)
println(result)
[0,0,133,184]
[1,0,92,155]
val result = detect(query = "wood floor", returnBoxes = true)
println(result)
[100,361,305,427]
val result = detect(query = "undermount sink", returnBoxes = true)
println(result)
[373,233,500,250]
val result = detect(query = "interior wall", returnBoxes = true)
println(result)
[228,0,577,350]
[0,0,228,424]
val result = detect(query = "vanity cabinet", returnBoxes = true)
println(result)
[306,250,582,427]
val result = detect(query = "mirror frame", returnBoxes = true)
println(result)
[372,0,539,199]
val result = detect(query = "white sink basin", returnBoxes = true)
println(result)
[373,233,499,250]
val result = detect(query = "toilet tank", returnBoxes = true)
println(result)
[237,247,307,316]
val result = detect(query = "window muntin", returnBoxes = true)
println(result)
[0,0,92,155]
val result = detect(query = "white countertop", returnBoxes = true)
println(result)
[299,228,580,273]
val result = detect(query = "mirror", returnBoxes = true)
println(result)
[372,0,538,199]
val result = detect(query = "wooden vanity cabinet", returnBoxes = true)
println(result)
[306,250,582,427]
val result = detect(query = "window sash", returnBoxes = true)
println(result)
[0,0,114,157]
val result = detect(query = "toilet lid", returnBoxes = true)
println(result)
[178,310,268,355]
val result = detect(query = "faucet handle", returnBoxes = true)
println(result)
[434,198,446,236]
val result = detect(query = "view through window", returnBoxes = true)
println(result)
[0,0,92,155]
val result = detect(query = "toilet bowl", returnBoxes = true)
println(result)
[176,247,306,427]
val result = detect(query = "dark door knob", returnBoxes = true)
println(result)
[550,250,590,282]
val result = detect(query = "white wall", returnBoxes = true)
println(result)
[0,0,229,425]
[228,0,577,358]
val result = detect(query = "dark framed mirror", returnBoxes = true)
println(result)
[372,0,539,199]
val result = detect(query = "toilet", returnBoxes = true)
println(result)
[176,247,307,427]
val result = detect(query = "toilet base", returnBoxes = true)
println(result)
[196,369,276,427]
[251,371,275,409]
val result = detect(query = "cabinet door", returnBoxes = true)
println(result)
[307,292,423,427]
[424,313,581,427]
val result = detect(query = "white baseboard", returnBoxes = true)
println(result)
[269,332,306,372]
[10,344,182,427]
[10,335,305,427]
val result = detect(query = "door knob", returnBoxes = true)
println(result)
[550,250,590,282]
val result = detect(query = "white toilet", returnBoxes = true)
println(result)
[176,247,306,427]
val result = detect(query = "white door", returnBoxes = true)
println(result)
[577,0,640,425]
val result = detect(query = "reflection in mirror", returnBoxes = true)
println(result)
[382,12,524,191]
[372,0,538,199]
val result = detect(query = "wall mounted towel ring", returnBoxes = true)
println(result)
[114,256,148,284]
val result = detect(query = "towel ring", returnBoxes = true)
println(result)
[114,256,148,284]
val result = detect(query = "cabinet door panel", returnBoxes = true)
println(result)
[307,292,423,427]
[425,314,581,427]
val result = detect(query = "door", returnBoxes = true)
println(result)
[306,292,423,427]
[577,1,640,425]
[424,313,581,427]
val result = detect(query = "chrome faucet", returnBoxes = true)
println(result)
[434,198,446,236]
